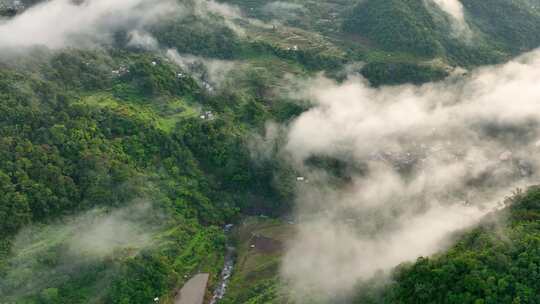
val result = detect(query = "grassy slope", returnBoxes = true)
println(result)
[222,217,294,304]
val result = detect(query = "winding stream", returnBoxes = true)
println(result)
[209,225,235,304]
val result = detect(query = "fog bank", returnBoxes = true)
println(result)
[0,202,162,298]
[280,50,540,300]
[0,0,181,49]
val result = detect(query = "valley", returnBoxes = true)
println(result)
[1,1,540,304]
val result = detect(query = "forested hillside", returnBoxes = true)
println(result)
[1,0,540,303]
[0,48,274,302]
[343,0,540,64]
[0,12,304,301]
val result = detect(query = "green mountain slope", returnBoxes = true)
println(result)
[463,0,540,53]
[342,0,540,65]
[0,44,299,302]
[0,51,232,303]
[343,0,444,58]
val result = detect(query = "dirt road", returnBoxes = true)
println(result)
[174,273,209,304]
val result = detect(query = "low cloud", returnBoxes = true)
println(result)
[193,0,246,36]
[0,0,180,50]
[432,0,465,21]
[261,1,306,20]
[167,48,239,90]
[127,30,160,51]
[280,50,540,300]
[248,121,287,162]
[283,204,485,299]
[0,0,272,54]
[0,202,162,299]
[201,0,242,19]
[428,0,471,38]
[66,202,157,257]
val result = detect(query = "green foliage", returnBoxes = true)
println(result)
[39,288,60,304]
[0,46,287,302]
[120,57,201,98]
[151,15,243,59]
[341,0,521,68]
[226,279,282,304]
[463,0,540,54]
[107,254,172,304]
[221,217,293,304]
[46,50,114,90]
[5,1,540,302]
[361,61,448,86]
[343,0,442,58]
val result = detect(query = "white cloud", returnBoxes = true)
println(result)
[280,49,540,300]
[127,30,160,50]
[1,202,162,298]
[0,0,180,49]
[167,48,238,89]
[261,1,306,20]
[432,0,465,22]
[429,0,471,38]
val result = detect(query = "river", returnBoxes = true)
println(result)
[208,225,235,304]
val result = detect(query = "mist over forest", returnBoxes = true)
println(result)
[1,1,540,304]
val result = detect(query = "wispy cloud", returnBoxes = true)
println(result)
[0,0,180,50]
[429,0,472,38]
[0,201,163,299]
